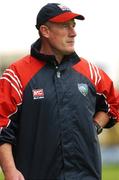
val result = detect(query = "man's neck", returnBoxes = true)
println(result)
[40,41,63,64]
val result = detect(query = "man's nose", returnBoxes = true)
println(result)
[69,27,77,37]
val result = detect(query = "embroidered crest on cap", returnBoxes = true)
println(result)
[57,4,71,11]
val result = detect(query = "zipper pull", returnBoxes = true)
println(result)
[55,65,61,78]
[57,71,61,78]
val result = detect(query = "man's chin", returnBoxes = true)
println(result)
[64,49,75,55]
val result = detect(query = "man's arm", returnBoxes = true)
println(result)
[93,111,109,134]
[0,143,25,180]
[94,111,109,127]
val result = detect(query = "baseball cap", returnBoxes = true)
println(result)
[36,3,85,29]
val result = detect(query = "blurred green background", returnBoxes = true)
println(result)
[0,164,119,179]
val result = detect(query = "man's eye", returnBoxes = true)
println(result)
[63,24,68,28]
[73,23,76,28]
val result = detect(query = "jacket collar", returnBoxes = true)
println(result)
[30,38,80,66]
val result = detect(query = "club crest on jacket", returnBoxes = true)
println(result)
[78,83,88,96]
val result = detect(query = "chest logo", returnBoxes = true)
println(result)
[32,89,44,99]
[78,83,88,96]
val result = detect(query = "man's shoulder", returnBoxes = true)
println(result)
[73,57,103,87]
[12,55,32,66]
[73,57,91,70]
[11,55,45,69]
[8,55,45,88]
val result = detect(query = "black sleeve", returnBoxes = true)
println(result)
[0,108,20,145]
[95,94,116,128]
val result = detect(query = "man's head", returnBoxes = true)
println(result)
[36,3,85,30]
[36,3,85,60]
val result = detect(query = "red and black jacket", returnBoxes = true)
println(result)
[0,39,119,180]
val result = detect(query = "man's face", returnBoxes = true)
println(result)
[45,19,77,55]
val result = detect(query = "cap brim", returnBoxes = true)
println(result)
[49,12,85,23]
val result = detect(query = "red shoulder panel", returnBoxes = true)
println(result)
[0,56,45,127]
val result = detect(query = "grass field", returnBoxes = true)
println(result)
[0,164,119,179]
[102,164,119,180]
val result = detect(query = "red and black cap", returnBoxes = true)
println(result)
[36,3,85,29]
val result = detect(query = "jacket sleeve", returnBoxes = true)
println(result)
[73,58,119,128]
[95,68,119,128]
[0,64,23,144]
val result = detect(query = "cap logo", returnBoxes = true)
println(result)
[57,4,71,11]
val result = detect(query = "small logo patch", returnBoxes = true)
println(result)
[32,89,44,99]
[58,4,71,11]
[78,83,88,96]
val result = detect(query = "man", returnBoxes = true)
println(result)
[0,3,118,180]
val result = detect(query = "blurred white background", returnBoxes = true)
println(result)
[0,0,119,84]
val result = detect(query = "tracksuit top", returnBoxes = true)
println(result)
[0,38,119,180]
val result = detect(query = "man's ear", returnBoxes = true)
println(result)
[39,25,50,38]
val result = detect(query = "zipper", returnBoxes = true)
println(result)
[57,71,61,78]
[55,65,61,78]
